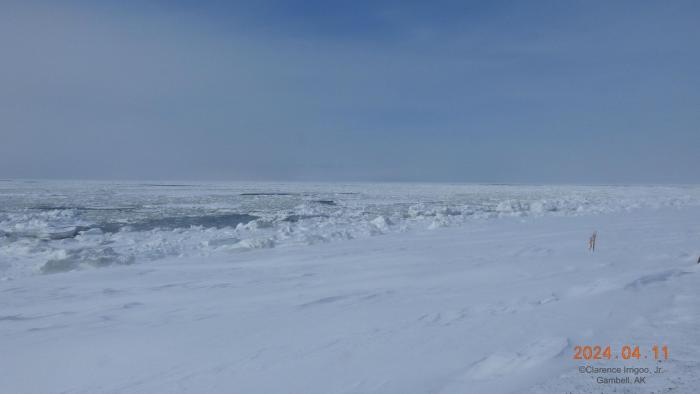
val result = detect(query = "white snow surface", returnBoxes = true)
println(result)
[1,181,700,393]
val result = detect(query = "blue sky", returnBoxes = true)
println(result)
[1,0,698,183]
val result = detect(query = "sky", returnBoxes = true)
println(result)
[1,0,698,183]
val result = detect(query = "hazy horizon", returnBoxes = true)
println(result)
[4,178,700,188]
[2,1,699,183]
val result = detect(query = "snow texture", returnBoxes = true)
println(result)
[1,181,699,393]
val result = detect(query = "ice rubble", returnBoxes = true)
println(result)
[1,181,699,277]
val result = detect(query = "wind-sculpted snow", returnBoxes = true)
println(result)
[2,205,700,393]
[1,181,699,277]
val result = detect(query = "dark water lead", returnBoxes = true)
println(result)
[240,192,298,196]
[29,206,138,212]
[313,200,336,206]
[5,213,259,241]
[282,214,329,223]
[99,213,259,233]
[139,184,196,187]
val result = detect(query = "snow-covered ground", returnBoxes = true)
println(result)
[1,182,700,393]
